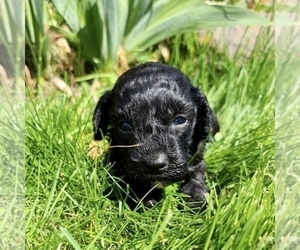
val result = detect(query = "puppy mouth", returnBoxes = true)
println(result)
[124,163,187,184]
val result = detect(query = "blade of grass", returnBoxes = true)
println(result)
[41,162,62,220]
[146,209,173,250]
[60,227,82,250]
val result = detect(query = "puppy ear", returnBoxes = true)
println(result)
[191,87,216,150]
[93,91,112,140]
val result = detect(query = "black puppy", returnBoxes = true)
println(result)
[93,62,219,208]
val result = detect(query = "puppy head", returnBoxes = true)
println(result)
[93,62,213,186]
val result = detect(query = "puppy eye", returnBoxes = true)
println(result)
[172,116,187,126]
[119,122,133,132]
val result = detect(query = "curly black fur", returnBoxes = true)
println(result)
[93,62,219,208]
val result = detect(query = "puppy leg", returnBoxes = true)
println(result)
[181,160,207,206]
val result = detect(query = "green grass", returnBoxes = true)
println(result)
[275,24,300,248]
[25,28,274,249]
[0,88,25,249]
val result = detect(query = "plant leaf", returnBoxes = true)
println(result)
[102,0,128,61]
[124,1,271,50]
[124,0,155,35]
[52,0,81,33]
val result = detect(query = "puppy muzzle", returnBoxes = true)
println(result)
[124,161,187,186]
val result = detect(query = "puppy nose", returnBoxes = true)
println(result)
[144,152,167,170]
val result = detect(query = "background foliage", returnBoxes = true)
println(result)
[25,0,271,84]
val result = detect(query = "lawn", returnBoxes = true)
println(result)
[25,25,275,249]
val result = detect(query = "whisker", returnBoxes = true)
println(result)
[109,143,141,149]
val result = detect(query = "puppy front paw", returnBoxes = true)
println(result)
[181,181,207,210]
[129,184,163,209]
[143,198,159,207]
